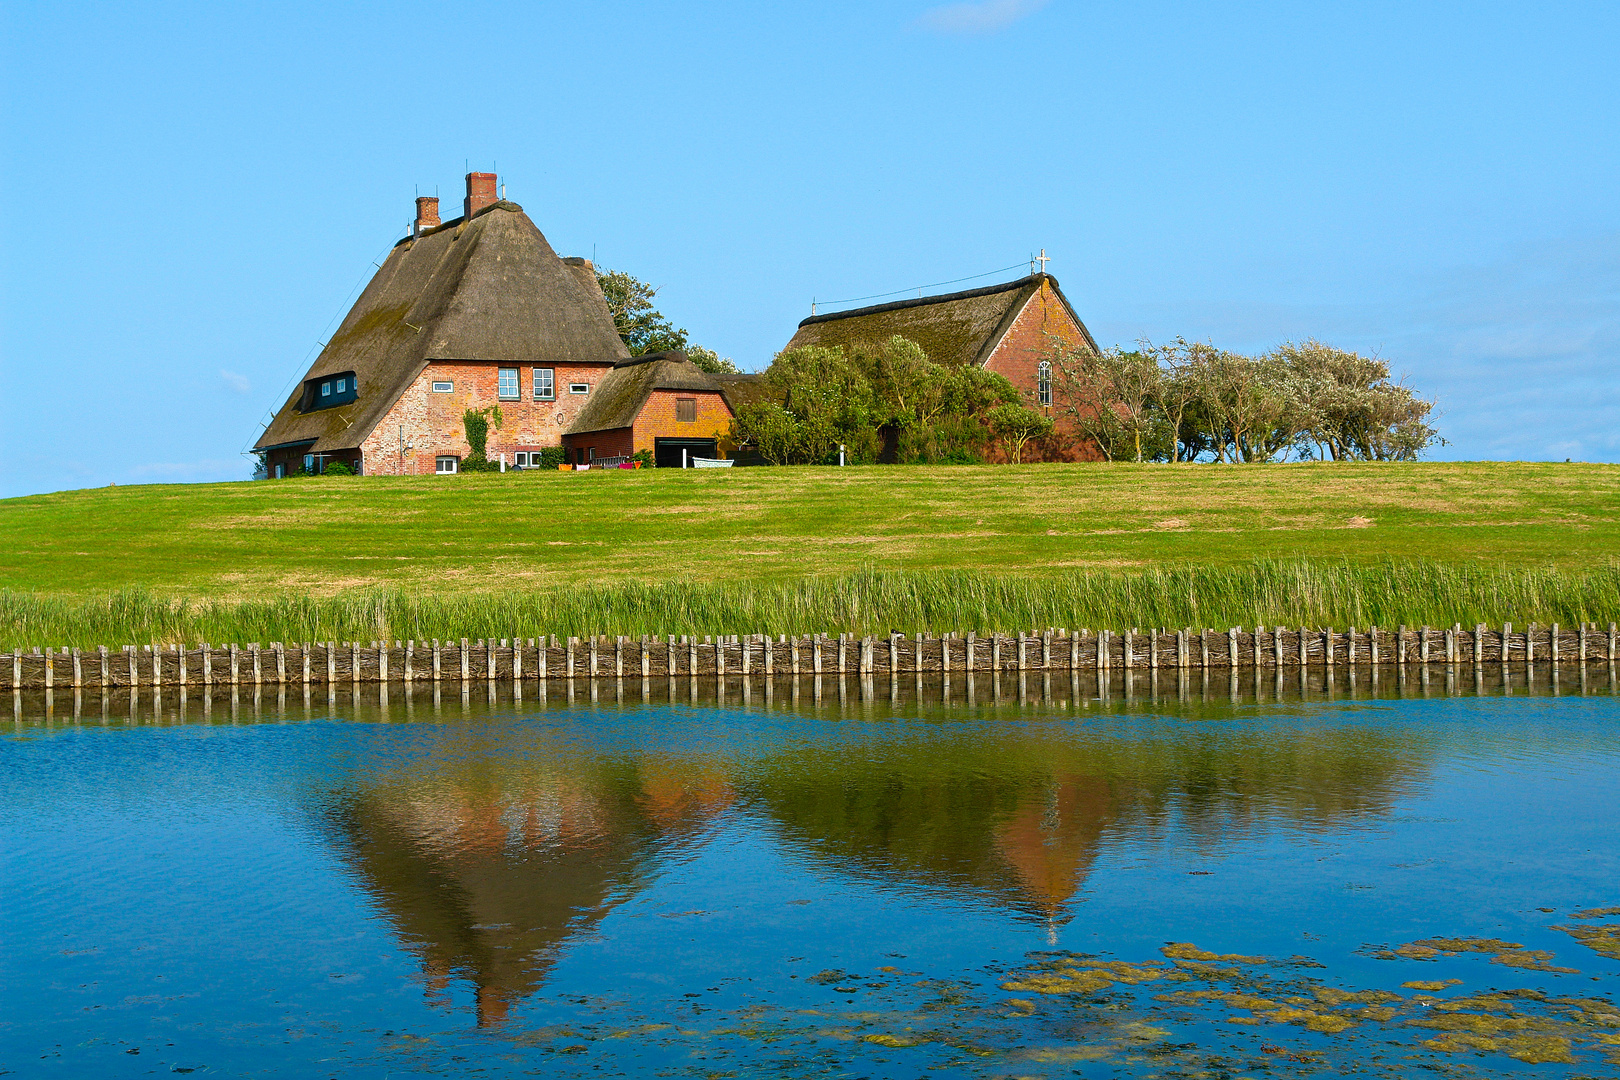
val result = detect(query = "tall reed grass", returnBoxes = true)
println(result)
[2,561,1616,649]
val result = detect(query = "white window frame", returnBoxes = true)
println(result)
[321,381,332,397]
[497,367,520,401]
[435,455,459,474]
[1037,361,1053,407]
[569,382,590,395]
[335,377,347,394]
[431,379,454,393]
[533,367,554,400]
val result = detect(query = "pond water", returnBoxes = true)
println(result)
[5,670,1620,1078]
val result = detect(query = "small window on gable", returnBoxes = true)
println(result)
[498,367,519,400]
[533,367,554,400]
[432,380,453,393]
[1037,361,1053,407]
[303,371,357,411]
[569,382,590,395]
[676,397,696,423]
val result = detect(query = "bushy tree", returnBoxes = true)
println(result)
[1044,335,1440,464]
[730,335,1021,465]
[596,270,738,371]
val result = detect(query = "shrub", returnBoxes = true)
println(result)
[535,447,568,469]
[632,449,654,468]
[322,461,354,476]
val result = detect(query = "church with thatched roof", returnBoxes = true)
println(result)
[254,172,734,475]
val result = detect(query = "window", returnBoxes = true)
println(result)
[569,382,590,395]
[533,367,554,400]
[676,397,697,423]
[432,380,454,393]
[498,367,519,400]
[435,456,459,474]
[1037,361,1052,407]
[302,372,357,412]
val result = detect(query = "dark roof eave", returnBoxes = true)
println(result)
[798,273,1048,329]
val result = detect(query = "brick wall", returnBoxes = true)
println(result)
[358,360,612,475]
[561,426,634,464]
[983,280,1103,463]
[632,390,734,453]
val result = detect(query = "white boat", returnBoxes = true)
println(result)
[691,457,733,468]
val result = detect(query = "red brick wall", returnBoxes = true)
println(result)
[632,390,733,454]
[982,280,1103,463]
[561,426,634,464]
[358,360,612,475]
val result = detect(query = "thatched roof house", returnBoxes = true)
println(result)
[786,273,1096,367]
[253,172,733,476]
[562,351,736,468]
[779,271,1101,461]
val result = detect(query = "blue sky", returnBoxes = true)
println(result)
[2,1,1616,496]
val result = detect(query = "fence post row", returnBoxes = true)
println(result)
[5,623,1620,689]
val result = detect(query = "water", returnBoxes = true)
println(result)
[4,669,1620,1077]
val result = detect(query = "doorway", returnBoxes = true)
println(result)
[654,438,718,468]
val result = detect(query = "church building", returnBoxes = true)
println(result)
[254,172,734,475]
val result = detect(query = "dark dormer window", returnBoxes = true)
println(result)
[303,371,358,411]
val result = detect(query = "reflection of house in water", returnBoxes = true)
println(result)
[748,731,1427,931]
[753,765,1116,927]
[322,762,731,1026]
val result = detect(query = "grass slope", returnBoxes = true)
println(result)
[1,462,1616,600]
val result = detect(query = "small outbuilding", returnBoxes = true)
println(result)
[561,351,736,467]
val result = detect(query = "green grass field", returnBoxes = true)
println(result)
[1,462,1616,646]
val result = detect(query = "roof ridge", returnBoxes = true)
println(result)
[799,273,1050,328]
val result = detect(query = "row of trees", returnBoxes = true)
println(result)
[1047,338,1442,463]
[730,336,1053,465]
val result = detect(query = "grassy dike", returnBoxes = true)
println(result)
[0,461,1615,647]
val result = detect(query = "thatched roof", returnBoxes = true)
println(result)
[564,351,729,436]
[784,273,1097,367]
[255,203,630,454]
[712,372,773,411]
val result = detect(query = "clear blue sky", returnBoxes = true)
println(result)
[2,1,1616,496]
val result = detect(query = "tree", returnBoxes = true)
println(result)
[728,335,1022,465]
[685,345,740,374]
[987,403,1054,465]
[596,269,738,371]
[462,406,503,462]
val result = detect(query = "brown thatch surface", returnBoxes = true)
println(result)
[255,202,630,454]
[565,352,728,436]
[713,372,774,411]
[784,273,1096,367]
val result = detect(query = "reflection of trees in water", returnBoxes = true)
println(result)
[317,723,1427,1025]
[744,729,1430,925]
[320,758,731,1026]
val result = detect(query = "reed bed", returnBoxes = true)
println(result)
[2,560,1617,651]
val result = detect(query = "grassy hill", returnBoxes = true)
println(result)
[1,462,1616,645]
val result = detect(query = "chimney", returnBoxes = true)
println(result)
[464,172,497,219]
[413,196,440,237]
